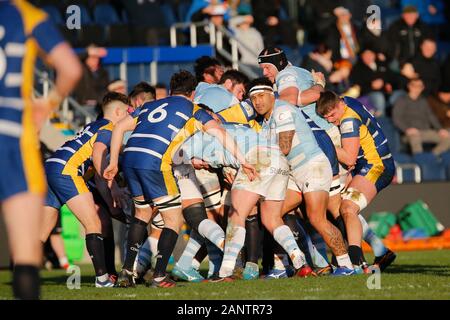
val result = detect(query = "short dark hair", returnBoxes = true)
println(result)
[316,91,341,116]
[194,56,222,82]
[102,91,129,111]
[218,70,249,86]
[155,83,167,89]
[246,77,273,94]
[170,70,197,96]
[129,82,156,100]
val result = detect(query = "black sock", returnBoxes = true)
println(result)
[123,217,148,271]
[193,243,208,265]
[245,215,260,264]
[13,265,40,300]
[103,236,117,276]
[261,228,274,274]
[348,245,365,265]
[154,228,178,278]
[86,233,107,277]
[283,215,314,267]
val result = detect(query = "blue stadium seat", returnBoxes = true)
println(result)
[439,151,450,180]
[43,5,64,25]
[177,0,192,22]
[93,3,121,25]
[393,153,418,183]
[377,116,402,154]
[160,4,177,27]
[413,152,447,182]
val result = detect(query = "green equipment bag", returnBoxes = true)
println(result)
[60,205,85,262]
[397,200,445,237]
[368,212,397,238]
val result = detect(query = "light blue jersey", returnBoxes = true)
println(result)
[276,65,333,131]
[194,82,239,112]
[182,124,274,169]
[261,99,323,170]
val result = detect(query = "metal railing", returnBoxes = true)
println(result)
[169,20,259,79]
[396,162,422,184]
[35,68,94,128]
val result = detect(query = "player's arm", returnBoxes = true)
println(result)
[336,118,361,168]
[104,115,137,181]
[278,130,295,155]
[202,120,258,181]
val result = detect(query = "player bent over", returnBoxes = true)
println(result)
[316,91,396,271]
[41,92,129,287]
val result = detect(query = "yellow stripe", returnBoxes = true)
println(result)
[161,170,179,196]
[19,35,45,195]
[71,175,89,194]
[62,134,98,175]
[218,104,249,125]
[365,164,385,184]
[14,0,47,36]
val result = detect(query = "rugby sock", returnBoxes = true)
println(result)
[336,254,354,269]
[359,215,388,257]
[177,229,204,270]
[245,215,260,264]
[206,240,223,277]
[288,218,315,267]
[135,238,152,276]
[123,217,148,272]
[13,265,40,300]
[273,225,306,269]
[262,228,274,274]
[348,245,365,266]
[303,221,330,268]
[219,225,246,278]
[86,233,108,277]
[198,219,225,250]
[154,228,179,279]
[103,236,117,276]
[192,244,207,270]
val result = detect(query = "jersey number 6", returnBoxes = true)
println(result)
[148,103,168,123]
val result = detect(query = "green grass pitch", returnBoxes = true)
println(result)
[1,250,449,300]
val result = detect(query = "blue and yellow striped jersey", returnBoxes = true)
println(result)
[45,119,113,176]
[217,99,261,132]
[0,0,64,140]
[122,95,214,171]
[339,96,392,166]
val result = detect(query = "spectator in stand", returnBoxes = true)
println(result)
[301,43,351,93]
[250,0,297,47]
[392,78,450,156]
[412,38,441,96]
[308,0,343,42]
[155,83,168,100]
[358,16,392,63]
[73,44,110,123]
[401,0,446,35]
[325,6,360,65]
[388,5,433,66]
[229,9,264,74]
[350,48,396,116]
[427,55,450,130]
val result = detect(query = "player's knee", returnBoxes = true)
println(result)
[182,202,207,230]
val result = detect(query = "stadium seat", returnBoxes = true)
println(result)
[177,0,192,22]
[42,5,64,25]
[393,153,419,183]
[93,3,121,25]
[105,24,132,47]
[78,25,106,47]
[439,151,450,180]
[160,3,177,28]
[413,152,447,182]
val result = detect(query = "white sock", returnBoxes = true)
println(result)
[177,230,204,270]
[273,225,306,269]
[336,254,354,269]
[198,219,225,250]
[219,225,246,278]
[359,215,388,257]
